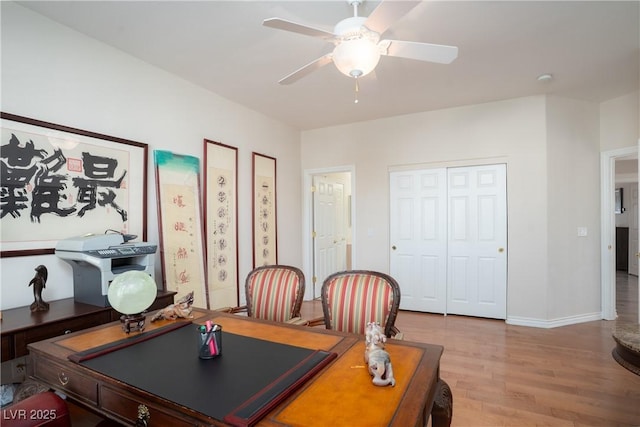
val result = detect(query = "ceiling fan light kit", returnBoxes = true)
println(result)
[263,0,459,95]
[333,38,381,78]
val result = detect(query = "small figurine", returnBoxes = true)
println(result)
[364,322,396,387]
[28,265,50,312]
[150,291,194,322]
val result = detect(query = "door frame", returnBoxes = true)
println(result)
[600,145,638,320]
[303,165,356,300]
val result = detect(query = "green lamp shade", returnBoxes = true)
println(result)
[107,270,157,315]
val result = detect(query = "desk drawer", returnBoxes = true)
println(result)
[24,312,111,343]
[14,312,111,359]
[33,358,98,405]
[100,386,200,427]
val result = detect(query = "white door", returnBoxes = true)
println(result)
[447,164,507,319]
[390,169,447,313]
[313,175,346,296]
[389,164,507,319]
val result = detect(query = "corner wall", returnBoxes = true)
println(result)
[545,96,601,322]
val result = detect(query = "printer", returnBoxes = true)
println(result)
[55,233,157,307]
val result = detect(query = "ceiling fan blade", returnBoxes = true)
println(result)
[364,0,421,35]
[381,39,458,64]
[263,18,335,40]
[278,54,334,85]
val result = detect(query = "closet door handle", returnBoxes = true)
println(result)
[498,247,505,253]
[392,246,397,250]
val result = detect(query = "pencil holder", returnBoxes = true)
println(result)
[198,323,222,359]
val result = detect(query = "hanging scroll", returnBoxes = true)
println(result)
[154,150,208,309]
[252,152,277,267]
[204,139,239,309]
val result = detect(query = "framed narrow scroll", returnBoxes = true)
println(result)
[154,150,208,309]
[204,139,239,309]
[252,152,277,267]
[1,112,147,257]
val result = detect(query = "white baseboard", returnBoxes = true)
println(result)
[506,312,603,328]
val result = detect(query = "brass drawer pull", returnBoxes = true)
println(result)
[58,372,69,386]
[136,404,150,427]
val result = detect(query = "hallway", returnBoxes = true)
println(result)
[617,271,639,323]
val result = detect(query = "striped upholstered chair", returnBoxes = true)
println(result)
[228,265,307,325]
[313,270,402,339]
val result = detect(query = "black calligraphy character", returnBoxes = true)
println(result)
[73,152,127,221]
[1,134,61,219]
[30,169,76,222]
[217,222,227,234]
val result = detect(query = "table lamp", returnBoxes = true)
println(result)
[107,270,157,333]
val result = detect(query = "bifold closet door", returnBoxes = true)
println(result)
[389,169,448,313]
[446,164,507,319]
[390,164,507,319]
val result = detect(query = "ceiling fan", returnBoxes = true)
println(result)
[263,0,458,85]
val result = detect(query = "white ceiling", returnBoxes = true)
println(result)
[16,1,640,131]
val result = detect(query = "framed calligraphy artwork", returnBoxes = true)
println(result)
[252,152,277,267]
[204,139,239,309]
[154,150,208,309]
[0,112,148,257]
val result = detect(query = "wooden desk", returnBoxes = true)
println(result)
[28,308,452,427]
[1,291,176,362]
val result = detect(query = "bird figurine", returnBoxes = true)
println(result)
[28,265,49,312]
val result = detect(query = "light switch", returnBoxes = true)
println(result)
[577,227,588,237]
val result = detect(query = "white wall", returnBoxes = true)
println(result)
[301,96,555,321]
[0,3,302,309]
[545,96,601,321]
[600,91,640,151]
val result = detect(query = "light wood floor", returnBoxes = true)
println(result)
[300,274,640,426]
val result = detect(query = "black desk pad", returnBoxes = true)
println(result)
[71,324,336,426]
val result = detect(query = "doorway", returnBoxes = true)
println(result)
[601,146,639,323]
[303,166,355,300]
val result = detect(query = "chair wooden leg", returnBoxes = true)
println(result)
[430,379,453,427]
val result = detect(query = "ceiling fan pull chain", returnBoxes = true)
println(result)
[354,77,360,104]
